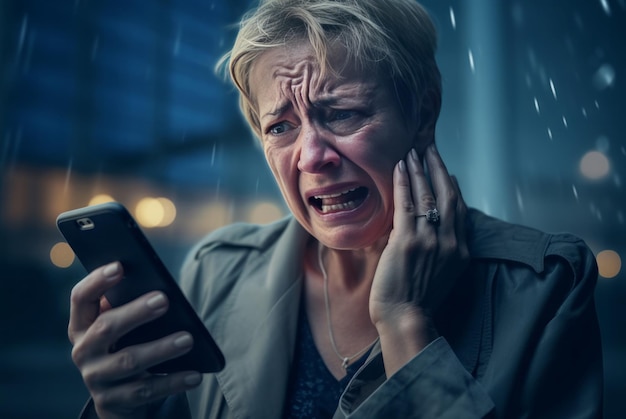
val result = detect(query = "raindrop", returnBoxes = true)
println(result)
[173,27,181,56]
[621,146,626,156]
[511,3,524,27]
[595,136,610,153]
[210,143,217,166]
[582,107,587,118]
[614,174,622,188]
[592,64,615,90]
[534,97,540,114]
[562,116,568,128]
[599,0,611,15]
[215,177,221,199]
[468,49,475,74]
[91,37,99,62]
[594,100,600,109]
[449,7,456,30]
[17,15,28,57]
[64,158,73,195]
[23,32,35,74]
[547,127,553,140]
[516,186,524,212]
[572,184,579,201]
[573,13,584,30]
[549,78,557,100]
[6,128,23,173]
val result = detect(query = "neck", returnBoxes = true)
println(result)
[308,237,385,293]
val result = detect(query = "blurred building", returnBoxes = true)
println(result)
[1,0,624,417]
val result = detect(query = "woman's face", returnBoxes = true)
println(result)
[249,42,430,250]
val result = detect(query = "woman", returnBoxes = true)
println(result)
[68,0,603,418]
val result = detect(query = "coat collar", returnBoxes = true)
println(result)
[210,209,544,417]
[467,209,550,273]
[212,217,308,419]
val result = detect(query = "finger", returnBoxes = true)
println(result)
[94,370,203,413]
[406,149,438,281]
[392,159,418,233]
[406,149,438,234]
[83,331,195,386]
[79,291,170,361]
[424,144,457,237]
[424,143,455,203]
[69,262,123,344]
[100,296,113,313]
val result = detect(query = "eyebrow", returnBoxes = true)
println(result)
[261,103,291,122]
[261,96,342,120]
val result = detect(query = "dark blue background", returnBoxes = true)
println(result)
[1,1,624,417]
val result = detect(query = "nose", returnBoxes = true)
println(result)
[296,122,341,173]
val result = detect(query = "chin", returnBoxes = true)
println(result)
[317,227,389,251]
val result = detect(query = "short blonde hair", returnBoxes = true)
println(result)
[218,0,441,139]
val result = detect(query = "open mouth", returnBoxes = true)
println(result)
[308,187,369,214]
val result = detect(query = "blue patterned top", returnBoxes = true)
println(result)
[284,305,372,418]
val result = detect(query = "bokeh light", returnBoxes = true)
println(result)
[156,197,177,227]
[88,194,115,206]
[135,197,164,227]
[596,250,621,279]
[579,151,610,180]
[248,201,284,224]
[134,197,177,228]
[50,242,75,268]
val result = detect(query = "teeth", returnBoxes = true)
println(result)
[314,187,358,200]
[321,200,357,213]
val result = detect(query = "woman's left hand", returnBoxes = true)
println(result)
[369,143,469,372]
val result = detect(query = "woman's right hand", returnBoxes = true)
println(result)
[68,262,203,419]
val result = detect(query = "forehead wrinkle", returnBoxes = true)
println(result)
[269,60,326,118]
[256,45,383,122]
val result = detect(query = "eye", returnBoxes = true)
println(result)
[268,122,290,135]
[330,110,356,121]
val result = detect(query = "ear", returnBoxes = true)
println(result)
[413,89,441,153]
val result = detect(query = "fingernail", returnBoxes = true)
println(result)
[103,262,120,279]
[398,160,406,172]
[184,372,202,386]
[410,148,418,160]
[174,334,193,348]
[146,293,167,309]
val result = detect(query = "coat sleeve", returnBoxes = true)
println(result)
[77,393,191,419]
[338,337,495,418]
[337,235,603,419]
[512,236,604,418]
[482,234,603,418]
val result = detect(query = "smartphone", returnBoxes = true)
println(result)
[57,202,225,374]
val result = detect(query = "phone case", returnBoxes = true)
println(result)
[57,202,224,373]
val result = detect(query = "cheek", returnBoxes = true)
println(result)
[264,146,297,194]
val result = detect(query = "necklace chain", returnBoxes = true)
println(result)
[318,244,379,370]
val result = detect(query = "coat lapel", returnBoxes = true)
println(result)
[213,218,309,418]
